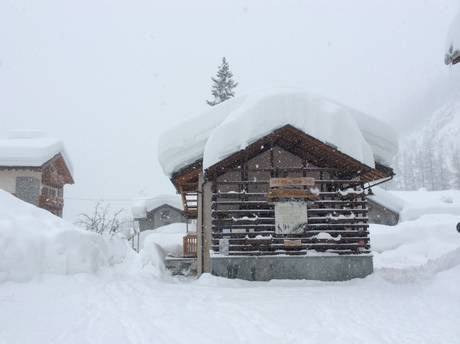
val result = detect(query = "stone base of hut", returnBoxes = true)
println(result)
[211,255,373,281]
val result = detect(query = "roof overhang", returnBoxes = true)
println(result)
[205,125,393,182]
[168,125,394,193]
[44,153,75,184]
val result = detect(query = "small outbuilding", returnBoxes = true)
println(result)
[0,131,74,217]
[159,90,399,281]
[367,187,404,226]
[132,194,187,231]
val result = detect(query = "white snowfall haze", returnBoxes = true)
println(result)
[1,190,460,343]
[2,1,460,343]
[158,90,398,176]
[394,94,460,190]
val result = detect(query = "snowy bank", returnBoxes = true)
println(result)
[158,89,398,176]
[371,214,460,270]
[139,223,194,255]
[2,209,460,344]
[0,190,127,283]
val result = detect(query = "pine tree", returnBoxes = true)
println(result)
[207,57,238,106]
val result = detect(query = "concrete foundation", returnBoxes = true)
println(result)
[211,255,373,281]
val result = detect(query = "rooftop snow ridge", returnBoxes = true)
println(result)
[132,194,183,219]
[158,89,398,177]
[0,130,73,174]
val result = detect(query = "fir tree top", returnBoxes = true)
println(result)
[207,57,238,106]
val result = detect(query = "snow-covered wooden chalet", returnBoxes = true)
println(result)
[159,90,398,281]
[0,131,74,217]
[132,194,187,231]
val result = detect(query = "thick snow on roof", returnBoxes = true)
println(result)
[368,187,405,213]
[445,10,460,64]
[158,90,398,176]
[391,189,460,222]
[132,194,183,219]
[0,130,73,173]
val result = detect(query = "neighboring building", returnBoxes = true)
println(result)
[158,91,398,281]
[0,131,74,217]
[367,187,404,226]
[132,194,187,231]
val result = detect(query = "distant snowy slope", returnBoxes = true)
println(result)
[0,190,126,282]
[393,94,460,190]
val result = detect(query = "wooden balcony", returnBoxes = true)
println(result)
[183,233,197,258]
[39,195,64,214]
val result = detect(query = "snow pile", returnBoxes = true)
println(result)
[0,130,73,173]
[0,190,124,283]
[371,214,460,270]
[158,89,398,176]
[139,223,193,256]
[132,194,183,219]
[139,240,167,277]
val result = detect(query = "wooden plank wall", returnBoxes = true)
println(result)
[210,146,370,256]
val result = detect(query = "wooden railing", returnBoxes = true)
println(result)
[183,233,198,257]
[39,195,64,209]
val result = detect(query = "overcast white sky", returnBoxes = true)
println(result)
[1,0,460,221]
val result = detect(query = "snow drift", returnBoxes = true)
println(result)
[158,89,398,176]
[371,214,460,270]
[0,190,125,283]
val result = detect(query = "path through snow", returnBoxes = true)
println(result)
[0,262,459,344]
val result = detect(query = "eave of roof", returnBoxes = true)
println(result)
[170,125,393,188]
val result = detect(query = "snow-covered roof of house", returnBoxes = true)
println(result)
[0,130,73,174]
[445,10,460,65]
[368,187,405,214]
[158,89,398,177]
[390,189,460,222]
[132,194,184,219]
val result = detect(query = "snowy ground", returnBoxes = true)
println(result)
[1,191,460,344]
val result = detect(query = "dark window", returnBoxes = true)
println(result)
[15,176,40,205]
